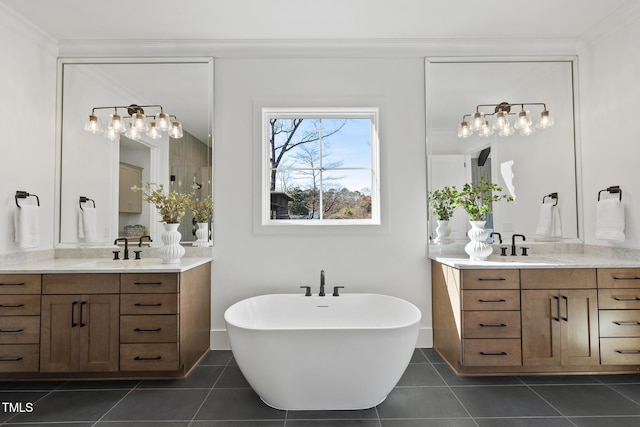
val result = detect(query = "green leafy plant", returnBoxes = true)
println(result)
[131,182,196,224]
[191,195,213,223]
[454,177,513,221]
[428,186,458,220]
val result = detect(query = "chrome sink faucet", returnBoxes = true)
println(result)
[511,234,526,256]
[319,269,326,296]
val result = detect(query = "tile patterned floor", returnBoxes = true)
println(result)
[2,349,640,426]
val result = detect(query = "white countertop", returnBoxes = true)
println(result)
[0,257,212,274]
[430,253,640,269]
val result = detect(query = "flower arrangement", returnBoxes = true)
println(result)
[454,177,513,221]
[131,182,196,224]
[428,186,458,221]
[191,195,213,223]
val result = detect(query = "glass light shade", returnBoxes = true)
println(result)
[132,112,148,132]
[457,120,472,138]
[470,111,485,131]
[536,109,554,128]
[104,126,121,141]
[108,112,126,134]
[155,111,171,131]
[146,121,163,140]
[84,113,103,134]
[493,111,510,130]
[513,109,532,130]
[498,123,515,137]
[125,123,142,140]
[169,120,184,139]
[520,123,536,136]
[478,120,495,138]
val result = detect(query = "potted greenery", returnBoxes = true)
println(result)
[428,186,457,244]
[131,182,196,263]
[453,177,513,260]
[191,195,213,247]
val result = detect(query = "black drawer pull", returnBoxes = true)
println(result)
[613,276,640,281]
[134,303,162,307]
[613,296,640,301]
[479,351,507,356]
[0,357,23,362]
[0,304,25,308]
[479,323,507,328]
[478,278,507,281]
[0,282,25,286]
[615,350,640,354]
[478,299,506,303]
[613,321,640,326]
[0,328,24,333]
[134,281,163,286]
[134,327,162,332]
[134,356,162,361]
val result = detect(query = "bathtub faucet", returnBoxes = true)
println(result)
[319,269,325,296]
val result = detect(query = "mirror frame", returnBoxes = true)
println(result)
[53,57,214,247]
[424,56,584,244]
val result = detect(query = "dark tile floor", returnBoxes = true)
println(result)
[2,349,640,426]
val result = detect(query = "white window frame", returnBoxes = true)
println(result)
[261,107,380,226]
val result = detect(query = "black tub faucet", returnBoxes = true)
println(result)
[319,270,326,296]
[511,234,526,256]
[114,238,129,260]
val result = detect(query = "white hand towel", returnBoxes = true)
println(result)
[535,203,554,237]
[552,205,562,238]
[595,198,625,242]
[78,207,98,242]
[14,205,40,249]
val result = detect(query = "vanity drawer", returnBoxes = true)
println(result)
[0,344,39,372]
[521,269,596,289]
[600,338,640,365]
[463,339,522,366]
[43,274,119,294]
[121,273,178,294]
[120,315,178,343]
[120,343,179,371]
[463,311,521,339]
[598,289,640,309]
[599,310,640,337]
[120,294,178,315]
[598,269,640,289]
[0,295,40,316]
[463,290,520,311]
[462,270,520,290]
[0,275,41,294]
[0,316,40,344]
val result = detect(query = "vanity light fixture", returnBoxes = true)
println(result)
[457,101,554,138]
[83,104,183,141]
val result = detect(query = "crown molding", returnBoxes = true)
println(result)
[58,37,579,59]
[0,3,57,54]
[577,1,640,53]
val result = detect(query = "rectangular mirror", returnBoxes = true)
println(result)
[55,58,213,247]
[426,58,581,244]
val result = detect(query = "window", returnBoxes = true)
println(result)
[262,107,380,225]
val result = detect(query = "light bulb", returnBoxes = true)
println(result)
[108,112,126,134]
[457,119,472,138]
[132,111,148,132]
[478,120,495,138]
[104,126,121,141]
[125,123,142,141]
[520,123,536,136]
[155,111,171,131]
[470,111,485,131]
[84,112,103,134]
[498,123,515,137]
[536,109,554,128]
[169,120,183,139]
[146,121,163,140]
[514,109,532,130]
[493,110,510,130]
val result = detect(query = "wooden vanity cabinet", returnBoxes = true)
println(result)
[521,269,600,367]
[40,274,120,373]
[0,274,41,373]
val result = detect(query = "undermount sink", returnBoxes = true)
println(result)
[70,259,164,269]
[484,255,560,264]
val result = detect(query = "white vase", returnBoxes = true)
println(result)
[464,220,493,261]
[193,222,210,247]
[433,220,452,244]
[160,223,185,264]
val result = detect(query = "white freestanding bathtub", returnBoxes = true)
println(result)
[224,293,421,410]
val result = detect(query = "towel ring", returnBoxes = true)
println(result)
[542,192,558,206]
[79,196,96,211]
[15,191,40,208]
[598,186,622,201]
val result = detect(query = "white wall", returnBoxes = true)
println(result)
[0,6,57,255]
[578,12,640,248]
[212,58,430,348]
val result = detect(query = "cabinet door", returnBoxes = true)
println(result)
[78,294,120,372]
[562,289,599,366]
[522,290,562,366]
[40,295,80,372]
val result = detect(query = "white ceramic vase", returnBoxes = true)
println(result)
[161,223,185,264]
[193,222,210,247]
[434,220,452,245]
[464,220,493,261]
